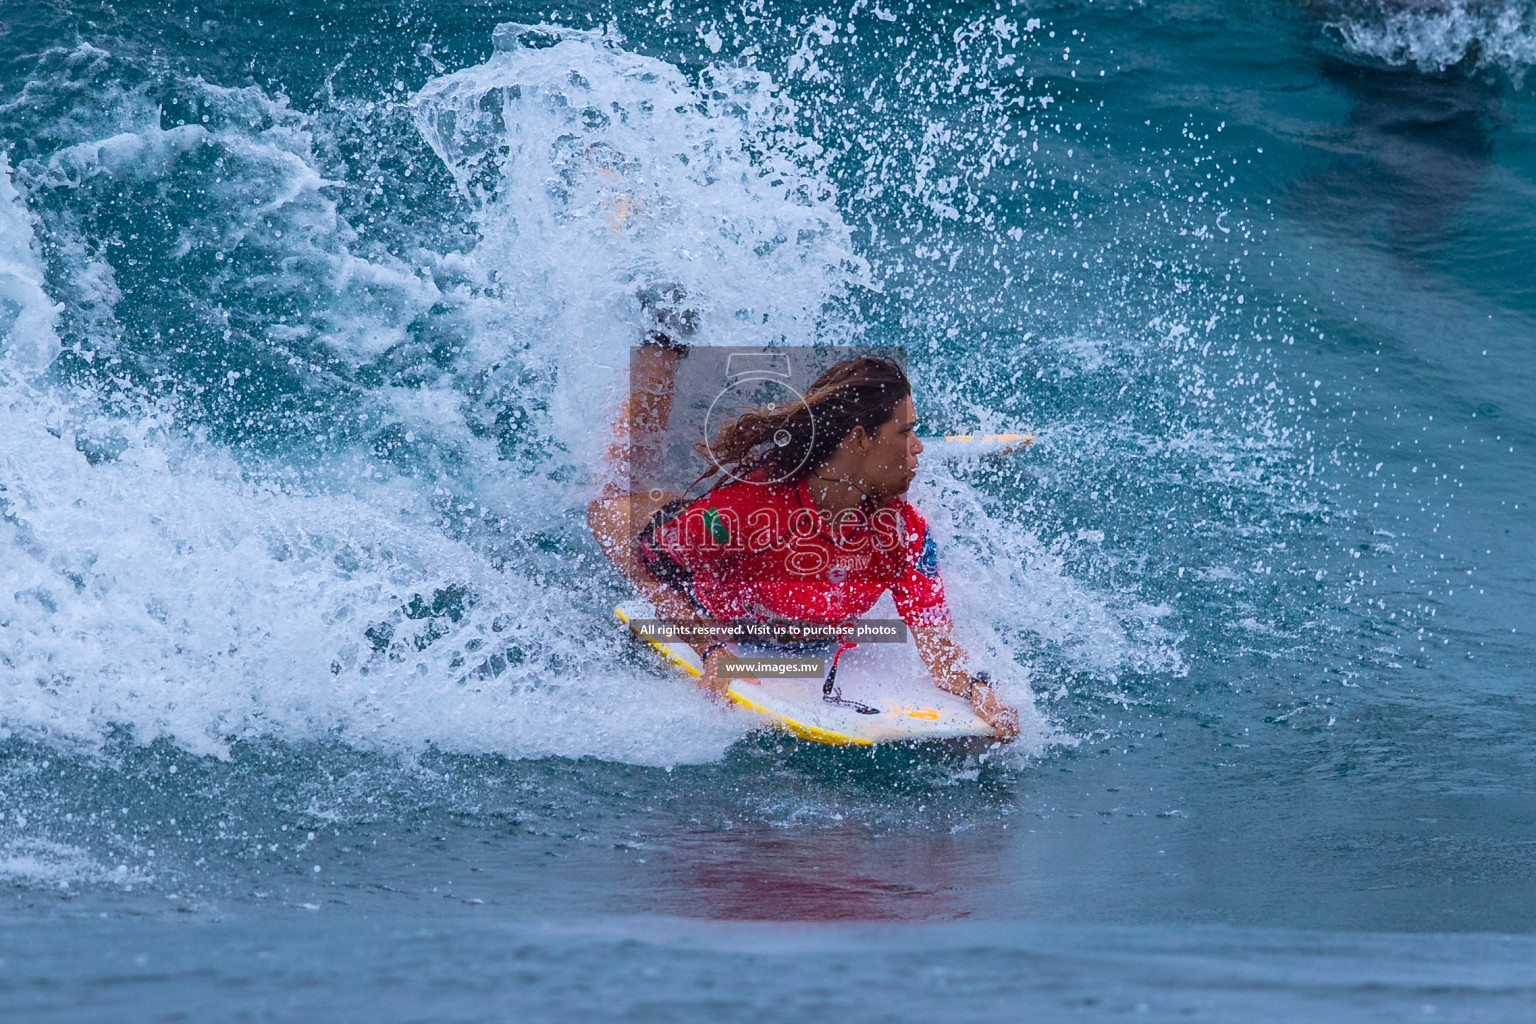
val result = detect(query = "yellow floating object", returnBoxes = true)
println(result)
[939,431,1034,445]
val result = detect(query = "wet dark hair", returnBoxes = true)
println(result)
[699,356,910,484]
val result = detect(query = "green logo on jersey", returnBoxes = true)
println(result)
[702,507,731,545]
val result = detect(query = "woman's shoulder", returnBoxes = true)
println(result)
[697,472,802,512]
[885,496,929,539]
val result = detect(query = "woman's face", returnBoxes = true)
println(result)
[854,395,923,501]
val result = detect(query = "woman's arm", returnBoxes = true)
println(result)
[642,576,730,695]
[911,620,1019,740]
[588,493,730,695]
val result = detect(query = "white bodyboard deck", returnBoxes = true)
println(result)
[615,605,995,747]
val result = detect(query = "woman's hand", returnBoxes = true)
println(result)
[698,644,731,697]
[912,621,1019,742]
[970,678,1019,741]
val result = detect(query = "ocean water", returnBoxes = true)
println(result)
[1,0,1534,1019]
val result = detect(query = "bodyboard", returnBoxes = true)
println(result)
[615,604,996,747]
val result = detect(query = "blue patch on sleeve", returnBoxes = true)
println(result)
[915,534,940,579]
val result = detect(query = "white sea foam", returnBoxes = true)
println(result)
[0,372,747,764]
[0,152,62,376]
[412,25,866,336]
[919,455,1186,687]
[0,837,150,889]
[0,45,763,766]
[1333,1,1536,85]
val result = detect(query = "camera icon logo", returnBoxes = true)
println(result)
[703,352,814,486]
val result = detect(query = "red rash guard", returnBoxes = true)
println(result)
[636,474,950,627]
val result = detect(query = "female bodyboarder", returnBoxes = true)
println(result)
[588,293,1018,738]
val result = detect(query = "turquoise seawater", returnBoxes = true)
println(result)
[2,0,1534,1019]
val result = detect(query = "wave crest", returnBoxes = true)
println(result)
[1332,1,1536,85]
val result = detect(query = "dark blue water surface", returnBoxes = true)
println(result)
[2,0,1535,1019]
